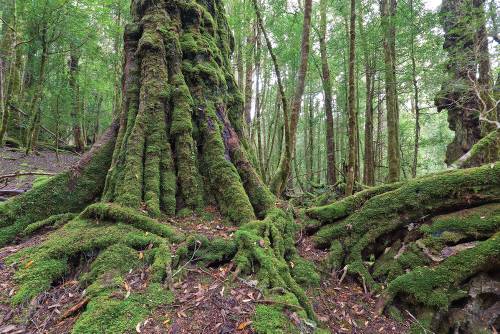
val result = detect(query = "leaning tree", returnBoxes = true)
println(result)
[0,0,318,332]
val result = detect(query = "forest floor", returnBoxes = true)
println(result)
[0,155,411,334]
[0,147,79,194]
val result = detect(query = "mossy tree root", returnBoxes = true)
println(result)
[0,123,118,247]
[234,208,319,321]
[306,163,500,332]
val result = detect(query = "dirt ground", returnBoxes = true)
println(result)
[0,147,78,193]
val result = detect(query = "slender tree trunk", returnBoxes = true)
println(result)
[410,0,420,178]
[243,24,255,135]
[255,26,264,174]
[359,9,375,186]
[346,0,357,196]
[376,76,384,183]
[269,0,313,195]
[319,0,337,185]
[25,32,49,154]
[93,95,103,143]
[0,0,16,145]
[381,0,401,182]
[69,51,85,152]
[0,59,5,144]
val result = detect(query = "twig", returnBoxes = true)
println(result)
[59,298,89,320]
[339,265,348,284]
[172,240,201,278]
[405,310,435,334]
[0,171,56,182]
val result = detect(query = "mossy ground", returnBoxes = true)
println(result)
[306,163,500,333]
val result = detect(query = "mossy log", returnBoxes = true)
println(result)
[0,1,318,333]
[306,163,500,333]
[450,129,500,169]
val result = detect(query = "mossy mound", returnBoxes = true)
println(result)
[306,163,500,333]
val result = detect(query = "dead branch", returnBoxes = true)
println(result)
[0,172,57,182]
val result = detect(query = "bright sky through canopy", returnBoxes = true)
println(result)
[424,0,441,10]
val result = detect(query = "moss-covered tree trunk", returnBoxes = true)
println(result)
[435,0,489,165]
[0,1,319,332]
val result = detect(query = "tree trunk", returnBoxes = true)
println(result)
[25,31,49,154]
[319,0,337,186]
[346,0,357,196]
[409,0,420,178]
[0,0,16,146]
[359,8,375,186]
[269,0,313,195]
[69,51,86,152]
[381,0,401,182]
[243,23,255,135]
[436,0,486,164]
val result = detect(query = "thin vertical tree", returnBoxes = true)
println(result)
[381,0,401,182]
[346,0,357,196]
[410,0,420,178]
[359,5,375,186]
[319,0,337,185]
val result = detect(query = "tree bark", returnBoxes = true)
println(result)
[243,23,255,135]
[346,0,357,196]
[0,0,16,146]
[69,51,85,152]
[25,30,49,154]
[410,0,420,178]
[269,0,313,195]
[319,0,337,186]
[436,0,488,164]
[381,0,401,182]
[359,7,375,186]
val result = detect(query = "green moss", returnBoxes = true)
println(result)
[72,283,173,334]
[22,213,77,236]
[80,243,139,284]
[290,256,320,287]
[80,203,182,242]
[387,233,500,309]
[0,131,115,246]
[327,240,344,270]
[252,291,307,334]
[306,182,403,223]
[387,305,404,323]
[11,257,68,304]
[186,235,237,266]
[234,209,316,321]
[253,304,295,334]
[420,203,500,238]
[8,214,172,305]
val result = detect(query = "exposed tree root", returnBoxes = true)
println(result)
[306,163,500,333]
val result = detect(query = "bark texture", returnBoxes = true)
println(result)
[319,0,337,186]
[436,0,491,165]
[381,0,401,182]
